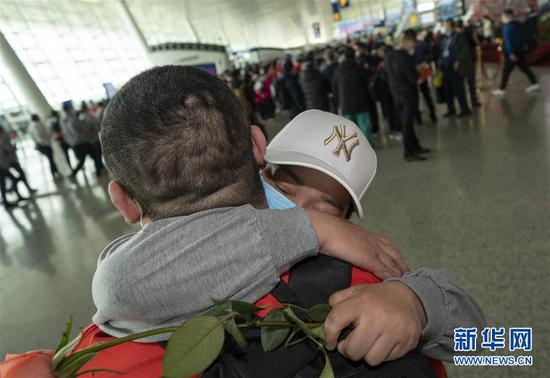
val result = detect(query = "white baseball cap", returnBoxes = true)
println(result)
[265,109,377,218]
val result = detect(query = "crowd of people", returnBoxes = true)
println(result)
[1,9,541,209]
[223,9,540,163]
[3,7,544,377]
[0,100,106,208]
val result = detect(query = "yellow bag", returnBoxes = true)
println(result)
[433,72,443,88]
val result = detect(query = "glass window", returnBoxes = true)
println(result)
[1,0,151,108]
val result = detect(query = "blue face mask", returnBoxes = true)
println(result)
[261,178,296,210]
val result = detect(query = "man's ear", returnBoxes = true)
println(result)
[250,125,267,168]
[108,180,141,224]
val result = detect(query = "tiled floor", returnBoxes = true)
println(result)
[1,68,548,377]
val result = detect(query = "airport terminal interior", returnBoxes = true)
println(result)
[1,1,549,377]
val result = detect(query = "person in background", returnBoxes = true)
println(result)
[456,20,481,107]
[80,100,89,114]
[254,65,277,122]
[95,100,107,123]
[0,126,36,208]
[322,49,339,114]
[357,47,381,137]
[492,9,539,96]
[231,69,268,138]
[29,114,59,179]
[61,102,103,178]
[413,34,438,124]
[424,28,440,68]
[332,47,374,146]
[371,44,401,139]
[482,16,494,44]
[49,110,72,169]
[278,59,305,119]
[299,53,330,111]
[441,19,471,117]
[385,29,430,162]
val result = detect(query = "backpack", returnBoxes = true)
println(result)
[73,258,445,378]
[203,256,440,378]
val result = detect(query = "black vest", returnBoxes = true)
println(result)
[202,255,438,378]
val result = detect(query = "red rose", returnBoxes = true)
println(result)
[0,350,56,378]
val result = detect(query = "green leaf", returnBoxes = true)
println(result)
[320,351,335,378]
[312,325,325,341]
[163,316,225,378]
[284,308,319,341]
[306,304,331,322]
[223,318,247,348]
[56,353,96,378]
[55,316,74,354]
[261,308,290,352]
[212,299,263,315]
[52,332,83,370]
[202,301,232,318]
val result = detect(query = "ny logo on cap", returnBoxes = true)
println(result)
[324,125,359,162]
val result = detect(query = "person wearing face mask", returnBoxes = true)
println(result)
[255,110,484,374]
[73,67,411,377]
[384,29,431,162]
[74,107,484,377]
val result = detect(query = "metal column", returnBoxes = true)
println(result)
[0,31,52,117]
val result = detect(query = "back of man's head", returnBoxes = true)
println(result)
[402,29,417,43]
[344,47,356,61]
[100,65,263,220]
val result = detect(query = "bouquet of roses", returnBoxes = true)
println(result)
[0,299,334,378]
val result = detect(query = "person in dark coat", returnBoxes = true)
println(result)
[322,49,338,113]
[357,53,381,135]
[385,29,430,162]
[278,59,305,119]
[332,47,374,146]
[441,19,471,117]
[372,44,401,137]
[456,20,481,107]
[413,38,437,124]
[299,59,330,111]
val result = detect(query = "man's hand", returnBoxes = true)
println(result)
[324,282,426,366]
[453,61,459,71]
[510,53,517,62]
[305,209,408,279]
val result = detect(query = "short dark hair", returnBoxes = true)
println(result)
[504,8,514,16]
[344,47,356,61]
[31,114,40,121]
[402,29,417,41]
[444,19,456,28]
[100,65,264,220]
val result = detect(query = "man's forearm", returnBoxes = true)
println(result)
[386,268,487,362]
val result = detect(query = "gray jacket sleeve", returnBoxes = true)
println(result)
[386,268,486,362]
[92,205,321,340]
